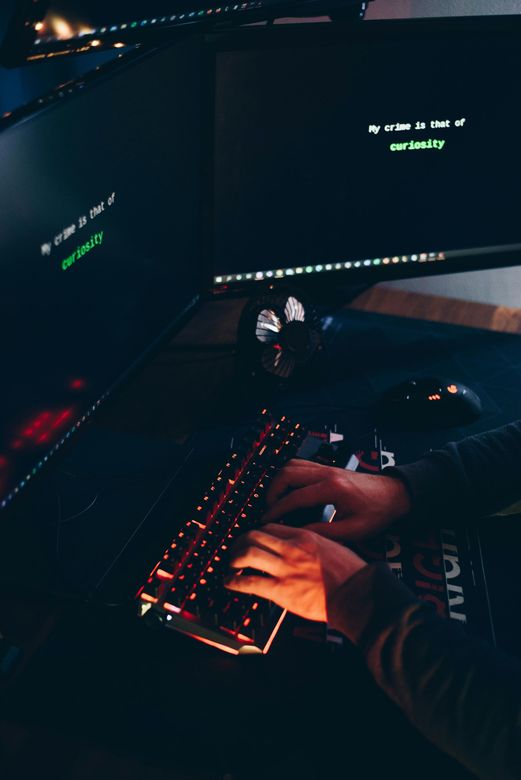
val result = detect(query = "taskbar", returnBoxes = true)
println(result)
[213,242,521,287]
[214,250,446,285]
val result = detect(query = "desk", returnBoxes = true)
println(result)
[95,286,521,441]
[1,288,521,780]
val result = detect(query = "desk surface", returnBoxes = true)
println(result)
[91,287,521,444]
[352,286,521,334]
[1,288,520,780]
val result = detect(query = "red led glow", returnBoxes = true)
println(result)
[156,568,174,580]
[12,408,75,451]
[140,593,158,604]
[236,633,254,643]
[185,631,239,655]
[163,602,181,613]
[69,378,87,390]
[0,456,8,469]
[355,449,379,473]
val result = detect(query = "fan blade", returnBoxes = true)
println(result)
[256,309,283,343]
[277,352,296,379]
[284,296,305,323]
[261,348,277,374]
[261,347,296,378]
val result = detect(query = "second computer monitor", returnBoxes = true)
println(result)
[209,18,521,291]
[0,37,203,512]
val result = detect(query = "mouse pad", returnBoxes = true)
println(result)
[297,309,521,654]
[267,306,521,436]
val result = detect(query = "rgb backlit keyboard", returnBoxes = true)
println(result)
[137,410,308,654]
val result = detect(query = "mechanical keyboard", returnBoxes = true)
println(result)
[137,409,315,654]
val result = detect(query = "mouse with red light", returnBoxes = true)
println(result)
[377,377,482,430]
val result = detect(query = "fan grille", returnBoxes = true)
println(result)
[239,288,322,380]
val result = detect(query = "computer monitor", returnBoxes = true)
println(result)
[0,36,203,512]
[207,17,521,293]
[2,0,369,64]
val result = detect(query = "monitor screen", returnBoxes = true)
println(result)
[210,18,521,290]
[0,37,202,510]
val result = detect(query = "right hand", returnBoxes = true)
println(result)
[262,459,411,542]
[225,523,367,623]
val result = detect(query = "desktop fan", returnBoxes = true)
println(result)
[237,288,322,380]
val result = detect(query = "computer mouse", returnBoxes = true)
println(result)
[377,377,482,430]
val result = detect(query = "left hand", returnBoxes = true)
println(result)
[224,523,367,623]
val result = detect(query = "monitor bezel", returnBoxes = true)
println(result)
[202,15,521,298]
[0,38,204,513]
[1,0,370,65]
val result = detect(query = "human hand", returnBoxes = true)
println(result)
[224,523,367,623]
[262,459,411,542]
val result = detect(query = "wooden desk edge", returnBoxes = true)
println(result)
[349,287,521,336]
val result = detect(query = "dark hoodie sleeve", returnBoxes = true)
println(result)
[328,562,521,780]
[388,420,521,526]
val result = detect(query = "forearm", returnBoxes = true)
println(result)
[390,420,521,525]
[329,564,521,780]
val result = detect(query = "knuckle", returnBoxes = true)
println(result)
[224,576,239,590]
[297,529,316,551]
[266,477,281,493]
[331,473,345,488]
[240,576,257,593]
[245,529,264,546]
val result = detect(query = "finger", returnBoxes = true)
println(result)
[261,522,301,538]
[262,483,329,524]
[304,517,364,542]
[229,546,284,577]
[265,461,326,506]
[224,573,279,601]
[281,458,319,470]
[233,527,295,557]
[231,531,283,559]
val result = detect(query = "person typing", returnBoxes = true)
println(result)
[225,421,521,780]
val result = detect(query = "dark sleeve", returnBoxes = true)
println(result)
[328,563,521,780]
[388,420,521,525]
